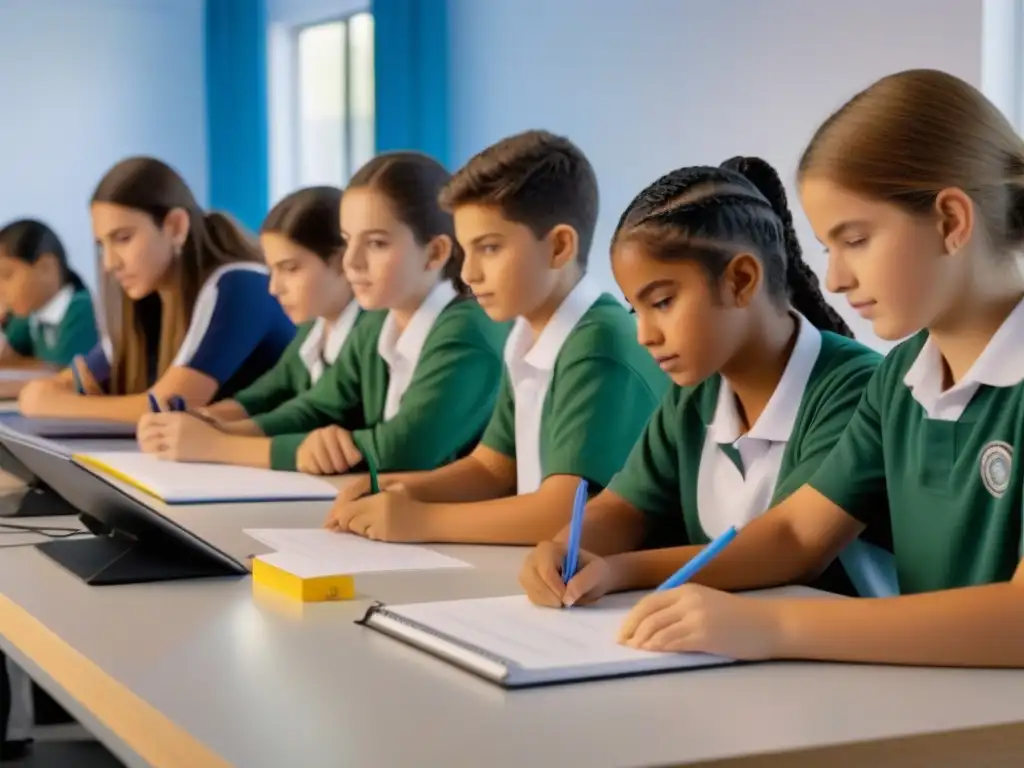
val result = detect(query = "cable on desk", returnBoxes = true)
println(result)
[0,522,85,539]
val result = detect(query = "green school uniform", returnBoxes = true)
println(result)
[480,282,669,494]
[253,286,509,472]
[609,321,894,596]
[810,298,1024,595]
[2,286,98,367]
[234,302,361,417]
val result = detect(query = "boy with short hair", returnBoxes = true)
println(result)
[326,129,668,543]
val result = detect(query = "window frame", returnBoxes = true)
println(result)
[266,3,373,205]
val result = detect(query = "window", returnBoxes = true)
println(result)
[292,12,375,188]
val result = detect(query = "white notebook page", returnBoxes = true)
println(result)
[75,452,339,503]
[387,586,830,672]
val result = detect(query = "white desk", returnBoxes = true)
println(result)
[0,468,1021,767]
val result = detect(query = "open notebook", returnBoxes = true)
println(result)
[74,452,339,504]
[360,586,836,688]
[0,413,136,439]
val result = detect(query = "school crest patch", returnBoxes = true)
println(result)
[979,441,1013,499]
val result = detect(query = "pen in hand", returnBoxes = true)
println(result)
[561,478,590,587]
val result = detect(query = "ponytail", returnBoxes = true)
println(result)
[64,268,86,291]
[201,211,261,264]
[721,156,854,338]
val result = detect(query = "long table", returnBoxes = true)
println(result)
[0,467,1021,767]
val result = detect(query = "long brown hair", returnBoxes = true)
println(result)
[91,157,261,394]
[348,152,469,294]
[798,69,1024,254]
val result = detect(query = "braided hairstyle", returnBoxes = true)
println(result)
[613,156,853,338]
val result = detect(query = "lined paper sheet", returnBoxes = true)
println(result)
[246,529,471,576]
[74,452,339,504]
[391,593,695,669]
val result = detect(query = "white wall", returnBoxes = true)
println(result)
[448,0,989,349]
[0,0,206,290]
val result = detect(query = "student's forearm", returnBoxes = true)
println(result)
[37,393,150,423]
[398,455,515,503]
[558,492,649,556]
[768,582,1024,667]
[203,400,249,421]
[220,419,265,437]
[208,434,272,469]
[418,485,575,545]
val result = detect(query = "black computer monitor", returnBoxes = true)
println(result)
[0,430,248,585]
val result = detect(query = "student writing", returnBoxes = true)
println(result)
[612,70,1024,668]
[137,186,356,458]
[519,155,891,606]
[325,130,668,544]
[16,157,296,423]
[0,219,99,382]
[138,152,507,475]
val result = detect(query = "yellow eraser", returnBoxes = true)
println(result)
[251,557,356,602]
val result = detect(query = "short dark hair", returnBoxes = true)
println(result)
[440,130,599,268]
[0,218,84,290]
[614,156,853,338]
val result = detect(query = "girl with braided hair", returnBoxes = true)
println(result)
[615,70,1024,669]
[520,154,896,607]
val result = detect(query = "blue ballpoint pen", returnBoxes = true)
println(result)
[147,392,161,413]
[70,358,85,395]
[656,525,739,591]
[561,478,590,584]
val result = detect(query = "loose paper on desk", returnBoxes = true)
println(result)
[245,528,471,577]
[73,452,339,504]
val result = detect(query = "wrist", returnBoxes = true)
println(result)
[410,499,445,541]
[764,600,799,659]
[605,552,647,592]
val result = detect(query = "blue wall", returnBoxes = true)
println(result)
[0,0,207,289]
[371,0,450,167]
[206,0,269,231]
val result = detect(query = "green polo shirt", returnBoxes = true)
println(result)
[253,298,509,472]
[810,317,1024,595]
[2,287,99,367]
[480,294,668,490]
[609,330,891,595]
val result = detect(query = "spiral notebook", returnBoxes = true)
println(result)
[359,586,834,688]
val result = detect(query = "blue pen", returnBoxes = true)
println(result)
[168,395,186,412]
[561,478,590,584]
[147,392,161,413]
[70,358,85,395]
[657,525,739,591]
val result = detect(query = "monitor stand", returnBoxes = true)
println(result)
[36,517,244,586]
[2,481,79,518]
